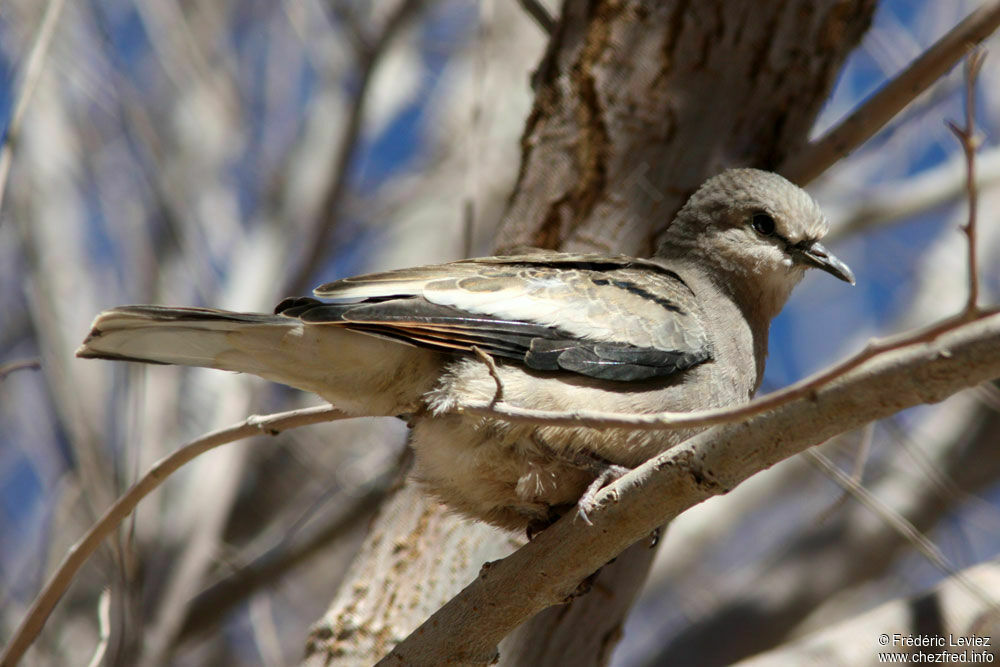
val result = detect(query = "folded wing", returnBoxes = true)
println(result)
[277,254,710,382]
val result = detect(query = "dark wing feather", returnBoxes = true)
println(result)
[276,254,711,382]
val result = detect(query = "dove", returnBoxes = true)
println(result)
[78,169,853,531]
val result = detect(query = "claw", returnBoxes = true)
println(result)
[576,463,630,524]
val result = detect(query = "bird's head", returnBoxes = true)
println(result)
[658,168,853,318]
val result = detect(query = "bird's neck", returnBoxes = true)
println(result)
[657,243,796,325]
[656,249,792,388]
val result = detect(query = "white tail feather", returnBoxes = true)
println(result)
[77,306,440,415]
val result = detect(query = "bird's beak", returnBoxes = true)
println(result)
[793,241,855,285]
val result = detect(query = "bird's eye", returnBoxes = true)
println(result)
[751,212,776,236]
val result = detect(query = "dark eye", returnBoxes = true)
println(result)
[751,212,776,236]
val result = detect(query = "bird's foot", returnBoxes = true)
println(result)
[576,463,631,525]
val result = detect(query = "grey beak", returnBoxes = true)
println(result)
[794,241,855,285]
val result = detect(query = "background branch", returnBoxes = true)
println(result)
[781,0,1000,185]
[0,405,347,667]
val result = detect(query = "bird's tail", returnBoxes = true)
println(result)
[76,305,439,415]
[77,306,291,369]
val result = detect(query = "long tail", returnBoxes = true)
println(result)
[77,306,284,366]
[77,305,439,415]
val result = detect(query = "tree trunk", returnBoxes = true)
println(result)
[302,1,876,664]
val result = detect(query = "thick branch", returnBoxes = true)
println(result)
[782,0,1000,184]
[381,313,1000,665]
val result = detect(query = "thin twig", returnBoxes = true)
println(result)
[805,450,997,609]
[284,0,424,295]
[462,308,998,431]
[472,346,504,405]
[0,404,348,667]
[516,0,555,35]
[0,358,41,380]
[781,0,1000,185]
[177,461,395,638]
[814,423,875,523]
[946,49,986,315]
[0,0,67,218]
[84,588,112,667]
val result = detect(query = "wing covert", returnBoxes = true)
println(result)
[278,254,711,381]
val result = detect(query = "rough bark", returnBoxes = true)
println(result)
[303,1,877,664]
[498,0,877,255]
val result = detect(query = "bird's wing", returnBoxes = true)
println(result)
[279,254,710,381]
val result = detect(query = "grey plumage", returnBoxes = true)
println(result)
[77,168,853,531]
[274,256,709,381]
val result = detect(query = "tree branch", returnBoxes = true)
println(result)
[0,0,66,218]
[516,0,555,35]
[381,312,1000,664]
[946,49,986,315]
[462,310,997,431]
[0,404,348,667]
[0,358,41,380]
[781,0,1000,185]
[284,0,425,295]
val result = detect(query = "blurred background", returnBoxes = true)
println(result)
[1,0,998,664]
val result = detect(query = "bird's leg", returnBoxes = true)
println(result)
[527,432,632,526]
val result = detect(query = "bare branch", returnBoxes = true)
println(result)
[0,404,348,667]
[0,358,41,380]
[946,49,987,315]
[0,0,66,217]
[381,312,1000,665]
[640,394,1000,665]
[516,0,555,34]
[781,0,1000,184]
[462,309,998,432]
[284,0,424,295]
[472,346,504,405]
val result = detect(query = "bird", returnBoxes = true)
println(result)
[77,168,853,532]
